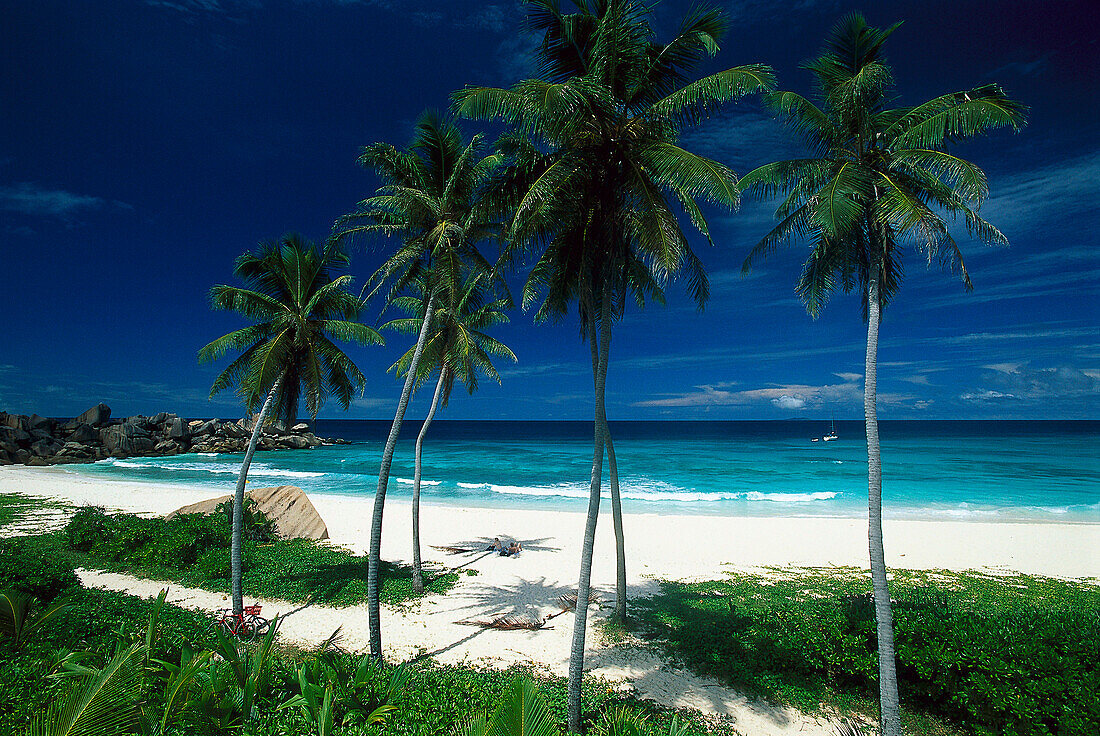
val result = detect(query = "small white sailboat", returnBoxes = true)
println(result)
[812,418,838,442]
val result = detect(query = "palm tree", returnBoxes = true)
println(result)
[334,111,504,659]
[198,235,381,616]
[384,272,517,591]
[739,15,1025,734]
[454,1,773,729]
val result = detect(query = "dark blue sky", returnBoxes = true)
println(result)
[2,0,1097,421]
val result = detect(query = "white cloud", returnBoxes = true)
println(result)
[771,394,806,410]
[634,380,861,409]
[0,183,130,220]
[834,372,862,382]
[960,389,1016,401]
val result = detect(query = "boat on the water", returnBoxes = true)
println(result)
[812,419,838,442]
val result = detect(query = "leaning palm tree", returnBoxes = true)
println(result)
[334,111,504,659]
[384,272,516,591]
[198,235,382,616]
[739,15,1025,735]
[455,1,773,729]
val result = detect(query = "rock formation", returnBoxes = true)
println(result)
[0,404,347,466]
[166,485,329,540]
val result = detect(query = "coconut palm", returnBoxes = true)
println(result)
[198,235,381,615]
[454,1,773,729]
[383,272,516,591]
[334,111,504,659]
[738,15,1025,734]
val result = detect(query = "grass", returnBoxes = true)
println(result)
[0,579,728,736]
[629,567,1100,735]
[0,492,66,530]
[62,505,460,608]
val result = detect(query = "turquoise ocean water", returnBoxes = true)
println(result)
[67,421,1099,522]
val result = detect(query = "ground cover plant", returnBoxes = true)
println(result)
[0,546,719,736]
[62,505,459,607]
[630,568,1099,735]
[0,492,48,528]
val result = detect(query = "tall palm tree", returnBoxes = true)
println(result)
[198,235,382,615]
[384,272,516,591]
[739,15,1025,734]
[334,111,504,659]
[454,2,773,729]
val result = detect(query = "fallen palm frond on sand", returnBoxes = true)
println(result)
[432,545,475,555]
[456,614,548,630]
[558,592,602,611]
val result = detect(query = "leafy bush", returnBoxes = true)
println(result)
[0,535,79,602]
[632,568,1100,735]
[62,508,459,607]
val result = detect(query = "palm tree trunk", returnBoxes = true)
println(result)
[588,323,627,622]
[411,367,447,593]
[367,291,437,660]
[567,288,612,734]
[866,273,901,736]
[231,375,283,615]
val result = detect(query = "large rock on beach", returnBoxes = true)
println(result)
[75,403,111,427]
[165,417,189,440]
[167,485,328,540]
[68,423,99,444]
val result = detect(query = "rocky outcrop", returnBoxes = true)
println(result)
[0,404,347,466]
[166,485,329,540]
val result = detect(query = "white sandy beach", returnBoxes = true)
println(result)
[2,464,1098,735]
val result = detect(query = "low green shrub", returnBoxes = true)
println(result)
[62,507,459,607]
[0,535,79,602]
[631,568,1100,735]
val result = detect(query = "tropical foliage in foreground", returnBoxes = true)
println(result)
[0,544,708,736]
[632,568,1098,736]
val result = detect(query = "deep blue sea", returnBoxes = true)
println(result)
[67,421,1099,522]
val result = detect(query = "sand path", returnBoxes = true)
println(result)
[76,566,838,736]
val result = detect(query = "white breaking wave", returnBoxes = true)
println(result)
[396,477,442,486]
[487,481,839,503]
[744,491,838,502]
[101,458,324,479]
[458,482,490,489]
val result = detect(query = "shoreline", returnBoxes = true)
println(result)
[33,458,1100,525]
[3,464,1097,579]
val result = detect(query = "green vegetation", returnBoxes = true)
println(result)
[62,506,458,608]
[0,493,48,528]
[631,568,1099,735]
[0,548,716,736]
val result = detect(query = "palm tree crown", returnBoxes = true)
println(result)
[456,0,775,325]
[385,272,517,400]
[740,13,1026,315]
[335,110,504,308]
[198,234,382,423]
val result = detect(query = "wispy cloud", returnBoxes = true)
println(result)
[679,110,802,174]
[942,326,1098,344]
[0,183,131,221]
[960,363,1100,405]
[634,375,863,409]
[981,150,1100,240]
[987,53,1051,79]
